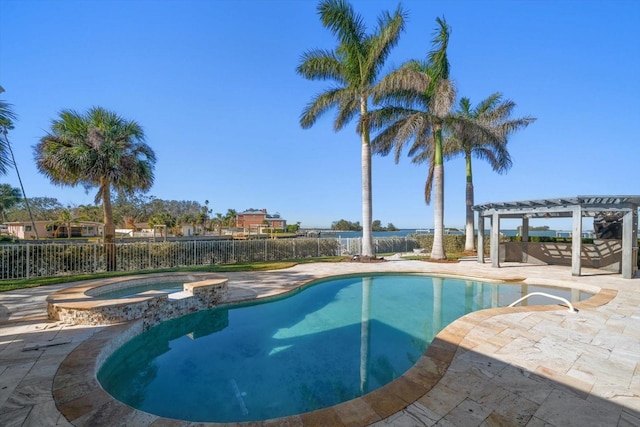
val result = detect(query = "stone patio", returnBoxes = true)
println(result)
[1,258,639,426]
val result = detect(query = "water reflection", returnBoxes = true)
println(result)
[360,276,372,393]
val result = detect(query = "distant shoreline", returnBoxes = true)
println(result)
[302,229,601,238]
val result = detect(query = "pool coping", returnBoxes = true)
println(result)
[50,272,616,426]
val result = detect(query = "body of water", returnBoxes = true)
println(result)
[312,229,574,238]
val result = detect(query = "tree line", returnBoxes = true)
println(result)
[0,186,245,236]
[331,219,399,232]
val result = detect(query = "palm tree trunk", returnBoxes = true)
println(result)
[101,180,117,271]
[361,99,374,257]
[431,127,446,260]
[359,276,372,393]
[464,153,475,251]
[2,131,39,239]
[432,164,446,259]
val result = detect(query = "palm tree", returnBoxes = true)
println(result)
[446,94,536,251]
[223,208,237,231]
[297,0,406,258]
[198,212,209,234]
[54,208,73,239]
[213,212,224,235]
[35,107,156,270]
[1,89,40,238]
[149,212,174,238]
[371,17,454,259]
[0,183,21,222]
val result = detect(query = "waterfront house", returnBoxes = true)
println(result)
[236,209,287,234]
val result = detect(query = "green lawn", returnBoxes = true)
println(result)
[0,252,476,293]
[0,257,345,293]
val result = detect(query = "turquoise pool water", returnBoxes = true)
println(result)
[97,274,590,422]
[95,282,183,299]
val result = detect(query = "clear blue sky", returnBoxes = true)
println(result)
[1,0,638,230]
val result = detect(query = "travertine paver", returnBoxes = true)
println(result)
[1,259,639,426]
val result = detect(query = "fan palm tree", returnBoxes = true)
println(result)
[446,94,536,251]
[297,0,406,258]
[35,107,156,270]
[0,98,17,175]
[371,17,454,259]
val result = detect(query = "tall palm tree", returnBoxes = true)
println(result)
[297,0,406,258]
[446,94,536,251]
[371,17,454,259]
[35,107,156,270]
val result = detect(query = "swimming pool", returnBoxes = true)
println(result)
[97,274,590,422]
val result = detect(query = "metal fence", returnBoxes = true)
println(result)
[0,236,420,280]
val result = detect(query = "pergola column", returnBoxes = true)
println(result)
[490,212,500,268]
[571,205,583,276]
[621,206,638,279]
[521,216,529,263]
[477,213,485,263]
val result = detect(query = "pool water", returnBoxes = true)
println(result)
[95,282,183,299]
[98,274,590,422]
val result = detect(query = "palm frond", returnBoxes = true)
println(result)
[430,78,456,118]
[299,86,347,129]
[373,66,430,105]
[422,155,436,204]
[371,111,426,162]
[0,100,15,174]
[0,99,17,130]
[335,93,360,131]
[363,4,406,85]
[318,0,366,51]
[296,49,345,84]
[426,17,451,84]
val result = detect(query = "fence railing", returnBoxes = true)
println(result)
[0,236,420,280]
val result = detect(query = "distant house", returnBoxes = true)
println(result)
[4,220,103,239]
[236,209,287,233]
[180,223,205,237]
[116,222,162,238]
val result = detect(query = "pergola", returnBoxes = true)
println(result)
[474,195,640,279]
